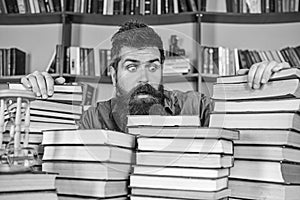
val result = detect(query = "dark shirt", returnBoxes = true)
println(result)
[78,90,213,132]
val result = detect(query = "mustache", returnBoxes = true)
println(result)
[130,83,162,98]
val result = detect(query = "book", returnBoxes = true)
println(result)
[235,129,300,148]
[2,132,42,144]
[42,161,132,180]
[30,115,76,124]
[128,127,239,140]
[130,175,228,192]
[137,152,233,168]
[130,187,230,200]
[127,115,200,127]
[216,68,300,84]
[132,165,229,178]
[137,138,233,154]
[229,178,300,200]
[0,173,56,192]
[230,160,300,183]
[209,113,300,132]
[212,78,300,100]
[42,129,135,149]
[8,83,83,93]
[213,98,300,113]
[5,121,78,132]
[30,109,81,120]
[234,145,300,163]
[42,146,134,163]
[0,191,58,200]
[30,100,82,115]
[58,195,127,200]
[56,178,127,198]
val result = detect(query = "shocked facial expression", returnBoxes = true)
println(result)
[111,46,163,97]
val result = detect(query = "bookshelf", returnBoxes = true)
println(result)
[1,3,300,98]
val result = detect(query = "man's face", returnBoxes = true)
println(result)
[112,46,166,115]
[114,46,162,96]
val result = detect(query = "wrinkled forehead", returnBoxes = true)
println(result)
[118,46,161,62]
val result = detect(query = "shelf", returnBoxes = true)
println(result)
[0,73,204,84]
[66,12,199,25]
[199,73,218,82]
[201,12,300,24]
[0,11,299,25]
[0,13,63,25]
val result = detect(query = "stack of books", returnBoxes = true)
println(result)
[2,83,83,171]
[209,68,300,199]
[127,115,239,200]
[41,129,135,199]
[0,172,58,200]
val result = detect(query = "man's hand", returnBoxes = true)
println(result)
[21,71,65,99]
[237,61,291,89]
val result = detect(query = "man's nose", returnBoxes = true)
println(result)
[138,66,149,83]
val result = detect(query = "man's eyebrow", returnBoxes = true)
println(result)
[123,58,160,63]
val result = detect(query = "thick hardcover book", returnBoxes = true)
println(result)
[130,187,230,200]
[43,146,134,163]
[30,100,82,115]
[42,129,135,149]
[9,83,82,93]
[10,48,26,75]
[213,78,300,100]
[0,173,56,192]
[128,126,239,140]
[229,178,300,200]
[234,145,300,163]
[59,195,127,200]
[130,175,228,192]
[214,98,300,113]
[56,178,127,198]
[132,165,229,178]
[137,138,233,154]
[4,0,19,13]
[5,121,78,132]
[230,160,300,183]
[137,152,233,168]
[0,191,58,200]
[209,112,300,132]
[127,115,200,127]
[42,161,132,180]
[235,129,300,148]
[216,68,300,84]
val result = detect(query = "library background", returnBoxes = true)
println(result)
[0,0,300,199]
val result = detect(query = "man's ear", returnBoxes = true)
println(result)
[110,66,117,87]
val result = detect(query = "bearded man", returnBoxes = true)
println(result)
[21,20,290,132]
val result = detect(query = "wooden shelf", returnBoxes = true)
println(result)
[199,73,218,82]
[0,11,299,25]
[0,73,206,84]
[66,12,199,25]
[201,12,300,24]
[0,13,63,25]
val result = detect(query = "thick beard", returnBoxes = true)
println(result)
[128,84,167,115]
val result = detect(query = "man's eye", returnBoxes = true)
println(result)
[126,65,137,72]
[148,64,160,72]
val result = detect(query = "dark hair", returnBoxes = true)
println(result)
[110,20,165,71]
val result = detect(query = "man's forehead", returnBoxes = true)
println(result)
[119,46,160,61]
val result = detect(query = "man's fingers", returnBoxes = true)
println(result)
[271,61,291,72]
[33,71,48,98]
[55,77,66,85]
[261,61,277,84]
[27,74,41,97]
[42,72,54,96]
[21,76,32,89]
[252,62,269,89]
[247,62,259,89]
[237,69,249,75]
